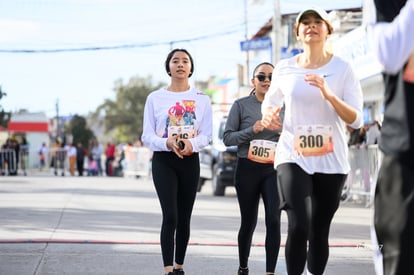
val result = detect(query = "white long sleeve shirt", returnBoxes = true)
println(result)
[141,87,213,153]
[261,55,363,174]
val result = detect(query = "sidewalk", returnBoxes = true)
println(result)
[0,172,377,274]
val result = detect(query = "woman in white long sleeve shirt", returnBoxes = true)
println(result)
[141,49,212,275]
[261,7,363,275]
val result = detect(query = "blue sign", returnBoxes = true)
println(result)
[281,47,302,58]
[240,37,272,51]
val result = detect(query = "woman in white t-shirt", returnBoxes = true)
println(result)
[261,7,363,275]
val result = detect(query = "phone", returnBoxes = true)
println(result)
[178,140,185,150]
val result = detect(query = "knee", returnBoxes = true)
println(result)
[163,214,177,229]
[265,215,281,232]
[288,221,309,241]
[240,217,258,233]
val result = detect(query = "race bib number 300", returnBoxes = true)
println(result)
[247,139,277,164]
[294,125,333,157]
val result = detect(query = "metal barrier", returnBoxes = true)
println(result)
[0,149,18,175]
[19,145,29,176]
[342,144,383,206]
[122,146,151,177]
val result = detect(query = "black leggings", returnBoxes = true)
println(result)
[151,152,200,267]
[235,158,281,273]
[277,163,346,275]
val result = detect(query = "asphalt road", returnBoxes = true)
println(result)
[0,171,377,274]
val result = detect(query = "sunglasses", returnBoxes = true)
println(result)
[255,74,272,82]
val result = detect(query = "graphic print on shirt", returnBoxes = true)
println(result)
[164,99,197,139]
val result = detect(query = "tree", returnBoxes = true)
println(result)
[0,109,11,129]
[0,86,10,129]
[63,114,94,149]
[94,75,165,143]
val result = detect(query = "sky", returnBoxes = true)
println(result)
[0,0,363,118]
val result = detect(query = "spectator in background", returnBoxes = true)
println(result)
[1,138,18,176]
[1,139,8,175]
[105,141,116,176]
[112,144,124,177]
[76,142,86,176]
[51,138,65,176]
[67,143,77,176]
[65,143,76,176]
[90,139,103,176]
[19,137,29,176]
[347,126,366,147]
[38,142,48,171]
[365,120,381,145]
[9,138,20,176]
[87,154,99,176]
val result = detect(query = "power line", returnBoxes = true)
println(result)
[0,29,241,54]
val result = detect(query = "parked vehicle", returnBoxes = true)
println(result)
[198,116,237,196]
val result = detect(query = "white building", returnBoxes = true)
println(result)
[7,111,50,169]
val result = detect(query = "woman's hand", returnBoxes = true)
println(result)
[177,139,193,156]
[261,106,282,130]
[304,74,335,100]
[166,137,184,159]
[253,120,265,134]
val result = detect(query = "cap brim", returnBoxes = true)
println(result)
[296,7,329,23]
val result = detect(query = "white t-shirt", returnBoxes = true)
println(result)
[262,55,363,174]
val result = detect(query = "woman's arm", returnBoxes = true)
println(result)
[368,0,414,74]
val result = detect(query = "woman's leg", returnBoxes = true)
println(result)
[151,152,179,269]
[277,163,312,275]
[260,168,281,273]
[307,173,346,275]
[234,159,261,270]
[174,154,200,266]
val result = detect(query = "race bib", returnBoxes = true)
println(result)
[294,125,333,157]
[168,125,196,139]
[247,139,277,164]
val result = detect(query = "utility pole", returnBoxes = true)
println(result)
[272,0,281,65]
[55,99,60,139]
[244,0,249,85]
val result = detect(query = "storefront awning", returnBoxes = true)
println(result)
[8,121,49,132]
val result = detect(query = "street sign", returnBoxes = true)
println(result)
[240,37,272,51]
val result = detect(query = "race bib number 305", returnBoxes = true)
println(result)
[294,125,333,157]
[247,139,277,164]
